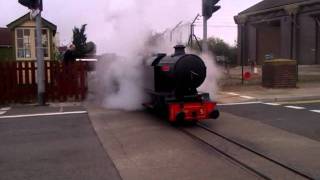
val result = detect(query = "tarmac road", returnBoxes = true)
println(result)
[0,106,121,180]
[205,100,320,179]
[218,100,320,141]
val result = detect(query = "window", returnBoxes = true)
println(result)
[16,29,31,58]
[35,29,50,58]
[42,29,49,58]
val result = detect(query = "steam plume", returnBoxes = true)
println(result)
[88,0,221,110]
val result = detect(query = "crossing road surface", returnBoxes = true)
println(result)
[218,100,320,142]
[0,106,121,180]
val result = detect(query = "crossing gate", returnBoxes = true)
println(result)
[0,61,88,104]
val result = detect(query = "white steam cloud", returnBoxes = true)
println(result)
[88,0,221,110]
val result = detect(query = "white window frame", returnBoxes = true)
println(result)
[16,28,32,59]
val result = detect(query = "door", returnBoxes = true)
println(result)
[256,22,281,64]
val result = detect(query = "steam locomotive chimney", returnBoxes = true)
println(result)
[174,45,186,56]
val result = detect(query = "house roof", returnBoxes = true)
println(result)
[239,0,313,15]
[0,28,13,47]
[7,13,57,35]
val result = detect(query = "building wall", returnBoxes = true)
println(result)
[236,3,320,65]
[20,20,36,27]
[298,14,317,64]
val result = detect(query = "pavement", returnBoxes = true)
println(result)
[215,82,320,104]
[215,65,320,104]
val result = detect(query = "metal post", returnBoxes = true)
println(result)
[202,15,208,53]
[241,25,244,85]
[35,2,45,105]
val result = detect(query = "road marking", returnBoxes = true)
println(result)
[285,106,306,110]
[263,103,281,106]
[0,107,11,111]
[279,100,320,105]
[0,111,6,115]
[227,92,240,96]
[239,95,255,99]
[310,110,320,113]
[0,111,87,119]
[218,101,262,106]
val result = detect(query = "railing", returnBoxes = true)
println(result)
[0,61,88,104]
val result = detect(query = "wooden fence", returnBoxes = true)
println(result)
[0,61,88,104]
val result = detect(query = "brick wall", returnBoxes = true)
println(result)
[262,59,297,88]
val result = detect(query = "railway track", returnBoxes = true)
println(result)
[180,123,314,180]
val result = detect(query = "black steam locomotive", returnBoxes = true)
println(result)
[143,45,219,123]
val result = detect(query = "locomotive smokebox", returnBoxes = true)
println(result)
[174,54,206,92]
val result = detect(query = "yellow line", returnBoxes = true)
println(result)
[278,100,320,105]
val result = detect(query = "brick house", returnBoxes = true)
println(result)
[235,0,320,65]
[0,13,57,61]
[0,28,14,61]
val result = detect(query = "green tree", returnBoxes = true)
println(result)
[208,38,237,65]
[72,24,87,58]
[189,37,237,65]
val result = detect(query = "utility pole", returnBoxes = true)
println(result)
[35,0,45,105]
[202,11,208,52]
[188,14,202,51]
[19,0,45,105]
[202,0,221,53]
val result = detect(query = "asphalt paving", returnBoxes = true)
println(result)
[0,106,121,180]
[218,101,320,142]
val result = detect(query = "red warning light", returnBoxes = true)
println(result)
[161,65,170,72]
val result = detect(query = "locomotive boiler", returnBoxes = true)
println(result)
[143,45,219,123]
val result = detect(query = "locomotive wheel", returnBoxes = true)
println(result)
[176,112,185,122]
[170,112,185,126]
[210,110,220,119]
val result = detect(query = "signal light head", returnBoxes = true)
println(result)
[202,0,221,19]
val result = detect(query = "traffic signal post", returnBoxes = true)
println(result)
[202,0,221,53]
[18,0,45,105]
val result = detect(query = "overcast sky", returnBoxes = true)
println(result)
[0,0,260,53]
